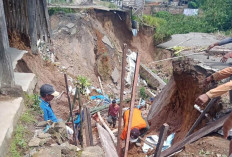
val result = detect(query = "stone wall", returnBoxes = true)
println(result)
[144,5,185,15]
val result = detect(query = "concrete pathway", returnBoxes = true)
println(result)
[158,32,232,71]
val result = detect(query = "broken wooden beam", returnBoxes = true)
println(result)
[97,123,119,157]
[87,107,93,146]
[124,53,141,157]
[161,114,230,157]
[154,123,169,157]
[186,97,219,137]
[97,112,117,144]
[117,43,127,156]
[83,106,90,146]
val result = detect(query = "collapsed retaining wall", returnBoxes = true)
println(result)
[140,63,166,90]
[147,58,219,142]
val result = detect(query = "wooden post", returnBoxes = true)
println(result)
[64,74,77,146]
[84,106,90,146]
[186,97,219,137]
[117,43,127,156]
[87,108,94,146]
[153,123,169,157]
[124,53,141,157]
[78,87,83,148]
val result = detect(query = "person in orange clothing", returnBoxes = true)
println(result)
[121,107,149,145]
[195,67,232,156]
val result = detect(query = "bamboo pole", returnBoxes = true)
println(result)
[64,73,77,146]
[124,53,141,157]
[117,43,127,156]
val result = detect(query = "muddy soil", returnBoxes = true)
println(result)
[176,135,229,157]
[148,58,221,142]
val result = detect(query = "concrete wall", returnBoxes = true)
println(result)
[140,64,166,90]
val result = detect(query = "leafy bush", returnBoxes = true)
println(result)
[140,87,148,100]
[25,94,41,112]
[48,8,75,16]
[188,1,198,9]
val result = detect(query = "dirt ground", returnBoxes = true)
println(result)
[176,135,229,157]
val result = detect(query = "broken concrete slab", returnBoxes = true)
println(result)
[14,72,37,94]
[111,67,120,84]
[102,35,113,48]
[7,47,28,70]
[66,22,75,29]
[81,146,104,157]
[38,133,51,139]
[158,33,232,49]
[0,97,24,157]
[140,64,166,90]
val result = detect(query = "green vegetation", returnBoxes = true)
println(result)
[48,7,76,15]
[10,125,27,157]
[140,0,232,44]
[25,94,42,113]
[140,87,148,100]
[76,76,91,94]
[100,1,118,9]
[9,93,38,156]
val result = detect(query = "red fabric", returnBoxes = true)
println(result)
[109,104,119,117]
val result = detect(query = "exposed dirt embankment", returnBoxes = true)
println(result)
[148,59,219,142]
[11,9,158,119]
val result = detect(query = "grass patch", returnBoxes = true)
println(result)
[48,7,76,16]
[99,1,118,9]
[8,93,39,156]
[10,124,29,157]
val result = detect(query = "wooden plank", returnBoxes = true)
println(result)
[161,114,230,157]
[84,106,90,146]
[97,112,117,144]
[64,74,77,146]
[87,107,94,146]
[77,87,83,148]
[97,123,119,157]
[154,123,169,157]
[124,53,141,157]
[117,43,127,156]
[186,97,219,137]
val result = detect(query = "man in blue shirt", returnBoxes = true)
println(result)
[39,84,60,122]
[207,37,232,63]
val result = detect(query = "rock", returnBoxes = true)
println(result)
[28,137,42,147]
[60,142,81,152]
[66,23,75,29]
[102,36,113,48]
[33,147,61,157]
[111,68,119,84]
[70,28,77,35]
[81,146,104,157]
[37,121,47,127]
[38,132,51,139]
